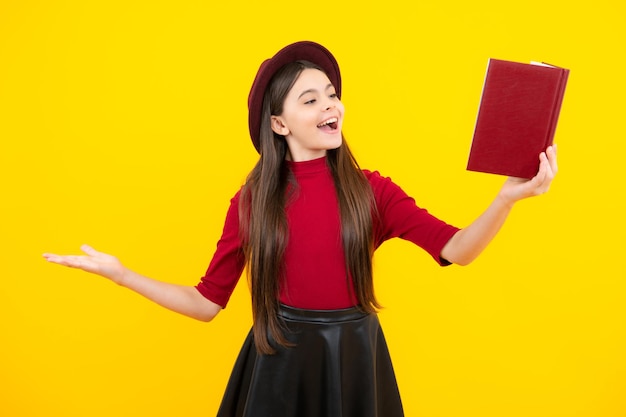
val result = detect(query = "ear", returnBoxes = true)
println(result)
[270,116,290,136]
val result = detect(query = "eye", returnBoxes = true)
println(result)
[304,99,316,105]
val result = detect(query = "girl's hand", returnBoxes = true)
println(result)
[499,145,558,206]
[43,244,127,285]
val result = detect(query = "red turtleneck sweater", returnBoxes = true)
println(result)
[195,157,460,310]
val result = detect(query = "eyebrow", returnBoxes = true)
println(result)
[297,83,334,99]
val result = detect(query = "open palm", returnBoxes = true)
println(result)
[43,244,126,284]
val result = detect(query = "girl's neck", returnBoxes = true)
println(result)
[285,149,328,162]
[286,154,327,175]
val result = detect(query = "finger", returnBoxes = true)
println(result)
[534,152,553,193]
[80,244,100,256]
[42,253,67,263]
[534,152,549,182]
[44,254,89,269]
[541,149,557,181]
[546,144,558,175]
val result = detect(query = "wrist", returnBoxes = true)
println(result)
[112,266,130,287]
[495,191,516,211]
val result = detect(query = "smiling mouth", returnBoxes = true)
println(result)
[317,117,339,131]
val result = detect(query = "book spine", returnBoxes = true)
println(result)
[544,68,570,148]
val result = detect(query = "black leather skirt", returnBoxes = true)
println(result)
[216,305,404,417]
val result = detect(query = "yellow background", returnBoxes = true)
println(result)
[1,1,624,416]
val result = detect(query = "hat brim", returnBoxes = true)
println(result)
[247,41,342,153]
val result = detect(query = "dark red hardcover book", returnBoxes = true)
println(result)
[467,58,569,179]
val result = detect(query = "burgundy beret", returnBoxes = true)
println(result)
[247,41,342,153]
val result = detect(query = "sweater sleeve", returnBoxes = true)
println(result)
[195,191,246,308]
[366,170,460,265]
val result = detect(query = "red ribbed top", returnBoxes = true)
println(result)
[196,157,459,309]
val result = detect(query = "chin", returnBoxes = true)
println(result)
[325,136,343,150]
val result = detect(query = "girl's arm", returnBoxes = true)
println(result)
[440,145,558,266]
[43,245,221,322]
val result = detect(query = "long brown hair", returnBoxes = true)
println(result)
[239,60,380,355]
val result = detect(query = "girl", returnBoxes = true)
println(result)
[43,41,558,417]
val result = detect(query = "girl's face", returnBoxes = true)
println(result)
[271,68,344,162]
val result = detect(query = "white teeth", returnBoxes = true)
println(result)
[317,118,338,127]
